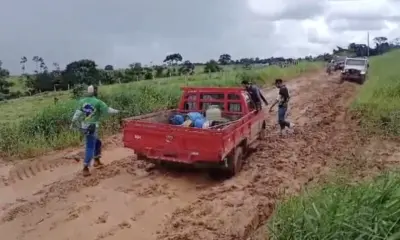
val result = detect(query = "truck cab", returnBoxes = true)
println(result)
[123,87,268,177]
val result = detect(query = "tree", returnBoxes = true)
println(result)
[52,62,62,90]
[163,53,183,65]
[0,61,12,100]
[20,56,27,74]
[125,62,144,81]
[62,59,100,88]
[179,60,195,75]
[204,60,222,73]
[373,36,388,45]
[39,57,47,72]
[153,65,165,78]
[143,67,154,80]
[32,56,40,72]
[104,65,114,71]
[218,54,231,65]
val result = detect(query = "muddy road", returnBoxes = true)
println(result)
[0,71,398,240]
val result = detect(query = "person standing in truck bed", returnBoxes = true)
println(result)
[241,80,268,111]
[269,79,294,135]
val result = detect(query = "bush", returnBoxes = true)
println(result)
[268,172,400,240]
[0,62,321,158]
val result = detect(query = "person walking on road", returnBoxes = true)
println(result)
[241,80,269,111]
[70,85,120,177]
[269,79,294,135]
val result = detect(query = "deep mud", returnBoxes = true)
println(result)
[1,71,399,240]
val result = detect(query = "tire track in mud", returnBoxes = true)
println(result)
[5,154,81,185]
[0,156,138,223]
[157,74,361,240]
[0,134,122,187]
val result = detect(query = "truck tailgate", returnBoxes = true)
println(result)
[123,121,225,164]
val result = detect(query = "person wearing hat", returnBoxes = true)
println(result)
[70,85,120,176]
[269,79,294,135]
[241,80,268,111]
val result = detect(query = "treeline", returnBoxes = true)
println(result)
[313,36,400,62]
[0,53,303,101]
[0,35,398,101]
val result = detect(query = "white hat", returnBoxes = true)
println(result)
[87,85,94,94]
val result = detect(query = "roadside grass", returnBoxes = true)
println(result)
[268,171,400,240]
[0,62,322,159]
[352,50,400,135]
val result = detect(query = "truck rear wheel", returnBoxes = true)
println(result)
[208,146,244,180]
[226,146,243,177]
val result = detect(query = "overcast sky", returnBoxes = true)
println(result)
[1,0,400,73]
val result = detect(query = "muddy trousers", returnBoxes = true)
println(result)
[278,106,290,130]
[84,130,102,167]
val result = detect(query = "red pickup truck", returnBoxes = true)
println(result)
[122,87,268,177]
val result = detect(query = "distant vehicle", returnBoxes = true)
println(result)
[333,56,346,71]
[123,87,268,178]
[341,57,368,84]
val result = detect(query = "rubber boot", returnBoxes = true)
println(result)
[93,157,104,168]
[83,166,91,177]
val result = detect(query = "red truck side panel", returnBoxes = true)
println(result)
[123,122,225,163]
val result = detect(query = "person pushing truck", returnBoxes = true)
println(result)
[70,85,121,176]
[269,79,294,135]
[241,80,269,110]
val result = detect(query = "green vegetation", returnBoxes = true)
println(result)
[352,50,400,135]
[0,62,321,159]
[268,172,400,240]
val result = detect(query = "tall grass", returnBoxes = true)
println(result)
[352,50,400,135]
[268,172,400,240]
[0,62,321,159]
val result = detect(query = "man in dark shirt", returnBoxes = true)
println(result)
[241,80,268,111]
[269,79,294,134]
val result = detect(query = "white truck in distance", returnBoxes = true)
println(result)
[340,57,369,84]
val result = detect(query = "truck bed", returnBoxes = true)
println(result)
[124,109,242,128]
[122,110,247,164]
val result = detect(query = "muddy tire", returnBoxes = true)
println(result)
[359,75,366,84]
[226,146,244,177]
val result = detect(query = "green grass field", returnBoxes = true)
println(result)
[0,62,321,159]
[352,50,400,135]
[267,51,400,239]
[268,172,400,239]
